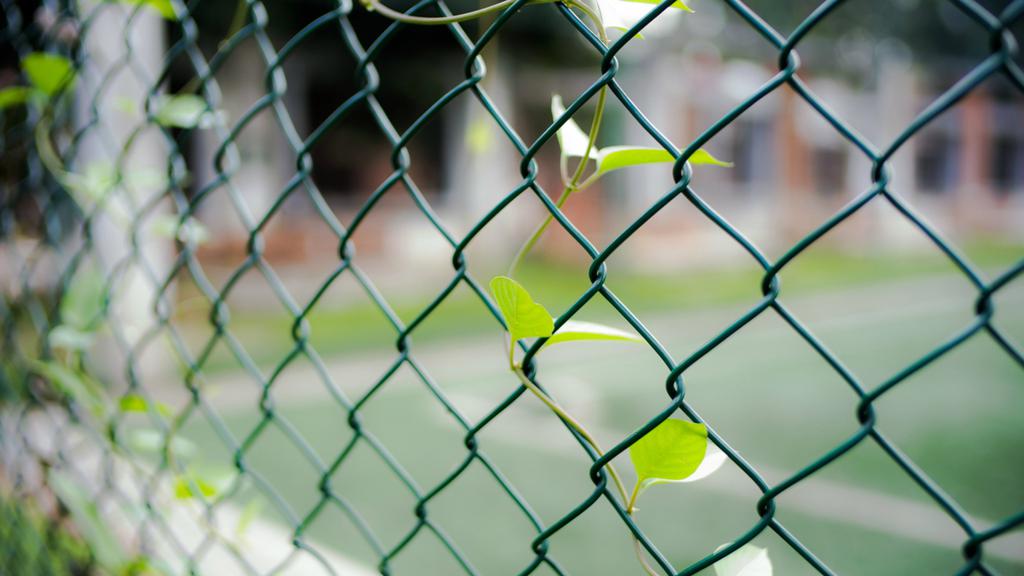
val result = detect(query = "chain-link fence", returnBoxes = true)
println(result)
[1,0,1023,574]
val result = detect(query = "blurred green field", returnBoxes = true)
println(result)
[180,261,1024,575]
[180,240,1024,376]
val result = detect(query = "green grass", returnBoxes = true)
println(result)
[178,239,1023,376]
[178,269,1024,575]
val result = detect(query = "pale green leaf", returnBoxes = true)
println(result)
[173,476,218,500]
[28,360,105,417]
[119,393,172,417]
[0,86,32,109]
[22,53,76,96]
[543,320,642,348]
[490,276,554,347]
[107,0,177,19]
[629,419,708,484]
[48,324,95,351]
[154,94,209,128]
[123,168,168,192]
[551,94,598,160]
[151,215,209,246]
[689,148,733,167]
[595,146,673,176]
[127,429,196,459]
[713,544,772,576]
[173,469,232,500]
[66,162,118,205]
[48,470,128,569]
[60,268,107,330]
[594,146,731,177]
[235,497,265,539]
[619,0,692,11]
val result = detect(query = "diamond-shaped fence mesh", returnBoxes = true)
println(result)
[1,0,1022,574]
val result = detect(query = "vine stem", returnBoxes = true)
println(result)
[512,363,660,576]
[507,3,608,277]
[512,366,628,503]
[360,0,524,25]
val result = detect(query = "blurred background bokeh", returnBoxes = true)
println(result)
[1,0,1022,574]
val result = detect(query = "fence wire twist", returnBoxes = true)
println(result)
[1,0,1023,575]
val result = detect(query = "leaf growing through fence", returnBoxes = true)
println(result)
[490,276,554,365]
[154,94,212,128]
[543,320,643,348]
[713,544,772,576]
[551,95,731,186]
[595,146,732,178]
[551,94,598,161]
[60,268,107,330]
[630,419,708,496]
[22,52,76,96]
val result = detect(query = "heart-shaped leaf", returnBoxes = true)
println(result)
[22,53,76,96]
[713,544,772,576]
[630,419,708,487]
[490,276,554,363]
[543,320,643,347]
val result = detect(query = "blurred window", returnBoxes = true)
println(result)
[991,135,1024,196]
[915,133,959,194]
[812,147,847,196]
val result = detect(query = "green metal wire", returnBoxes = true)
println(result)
[1,0,1022,575]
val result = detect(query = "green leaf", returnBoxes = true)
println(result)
[66,162,119,205]
[489,276,554,351]
[550,94,598,160]
[22,53,76,96]
[151,215,209,246]
[689,148,733,167]
[630,419,708,486]
[48,470,128,570]
[173,476,218,500]
[154,94,209,128]
[28,360,105,417]
[48,325,95,351]
[543,320,643,348]
[235,497,265,539]
[594,146,732,178]
[713,544,772,576]
[173,469,232,500]
[0,86,32,109]
[119,393,172,417]
[619,0,692,11]
[127,429,196,459]
[60,268,107,330]
[111,0,177,19]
